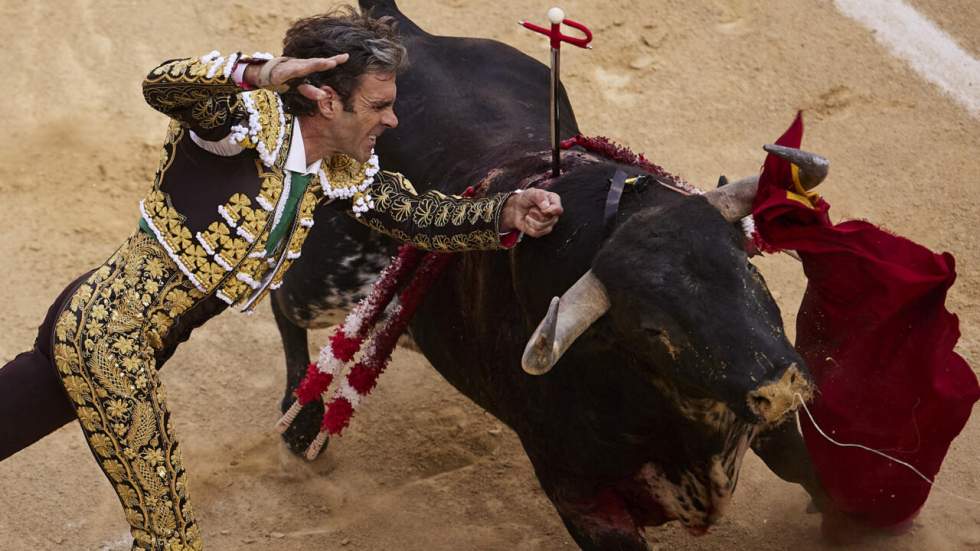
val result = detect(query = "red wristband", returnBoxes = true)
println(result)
[500,230,522,249]
[234,62,254,91]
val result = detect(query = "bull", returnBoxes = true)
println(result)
[271,1,828,548]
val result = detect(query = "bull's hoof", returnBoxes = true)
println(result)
[280,398,327,458]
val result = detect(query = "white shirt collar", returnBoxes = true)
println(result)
[285,118,323,175]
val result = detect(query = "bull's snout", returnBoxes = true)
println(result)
[746,364,811,424]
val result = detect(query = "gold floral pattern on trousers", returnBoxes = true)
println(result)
[54,233,205,551]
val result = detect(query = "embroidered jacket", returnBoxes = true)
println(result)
[139,52,512,311]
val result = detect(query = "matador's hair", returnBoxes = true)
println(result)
[282,5,407,115]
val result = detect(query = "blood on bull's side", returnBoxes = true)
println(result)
[271,1,831,549]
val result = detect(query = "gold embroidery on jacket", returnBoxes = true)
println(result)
[54,233,205,550]
[434,202,452,227]
[191,96,238,130]
[141,54,510,312]
[233,90,286,161]
[140,56,297,304]
[142,154,291,300]
[256,163,285,211]
[248,182,322,304]
[143,56,240,132]
[324,155,357,186]
[217,256,267,305]
[359,172,508,252]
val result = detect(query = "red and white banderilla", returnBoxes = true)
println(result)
[521,7,593,177]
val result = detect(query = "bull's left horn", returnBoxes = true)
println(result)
[762,144,829,190]
[522,270,611,375]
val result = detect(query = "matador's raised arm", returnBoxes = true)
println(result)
[142,52,259,140]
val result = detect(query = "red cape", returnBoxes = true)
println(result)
[751,114,979,527]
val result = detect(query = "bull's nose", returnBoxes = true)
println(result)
[746,364,811,424]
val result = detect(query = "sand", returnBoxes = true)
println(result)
[0,1,977,549]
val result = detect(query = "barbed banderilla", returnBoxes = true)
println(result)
[521,7,593,178]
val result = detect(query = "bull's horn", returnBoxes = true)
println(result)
[702,145,830,222]
[762,144,829,190]
[522,270,611,375]
[702,175,760,223]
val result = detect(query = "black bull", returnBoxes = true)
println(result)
[272,1,828,548]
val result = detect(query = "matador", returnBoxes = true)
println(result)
[0,10,562,550]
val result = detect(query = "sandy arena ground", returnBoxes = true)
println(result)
[0,1,978,549]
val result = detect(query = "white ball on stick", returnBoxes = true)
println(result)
[547,7,565,24]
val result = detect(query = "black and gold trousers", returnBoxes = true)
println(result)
[53,232,209,550]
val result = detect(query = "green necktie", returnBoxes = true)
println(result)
[265,171,313,255]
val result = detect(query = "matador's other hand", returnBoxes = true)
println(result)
[244,54,349,99]
[500,189,563,238]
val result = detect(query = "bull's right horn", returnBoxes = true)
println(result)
[703,145,830,222]
[522,270,611,375]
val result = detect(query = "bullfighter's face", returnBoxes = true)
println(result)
[334,71,399,162]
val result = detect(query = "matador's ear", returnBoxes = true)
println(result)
[305,85,339,118]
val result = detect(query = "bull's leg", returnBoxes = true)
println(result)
[751,419,830,511]
[753,421,911,543]
[271,293,326,457]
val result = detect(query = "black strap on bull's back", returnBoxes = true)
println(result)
[604,169,628,236]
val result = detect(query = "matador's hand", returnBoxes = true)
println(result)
[500,189,563,238]
[244,54,349,99]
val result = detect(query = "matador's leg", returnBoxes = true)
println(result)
[54,234,205,550]
[0,272,90,461]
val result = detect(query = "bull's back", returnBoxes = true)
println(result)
[376,29,579,192]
